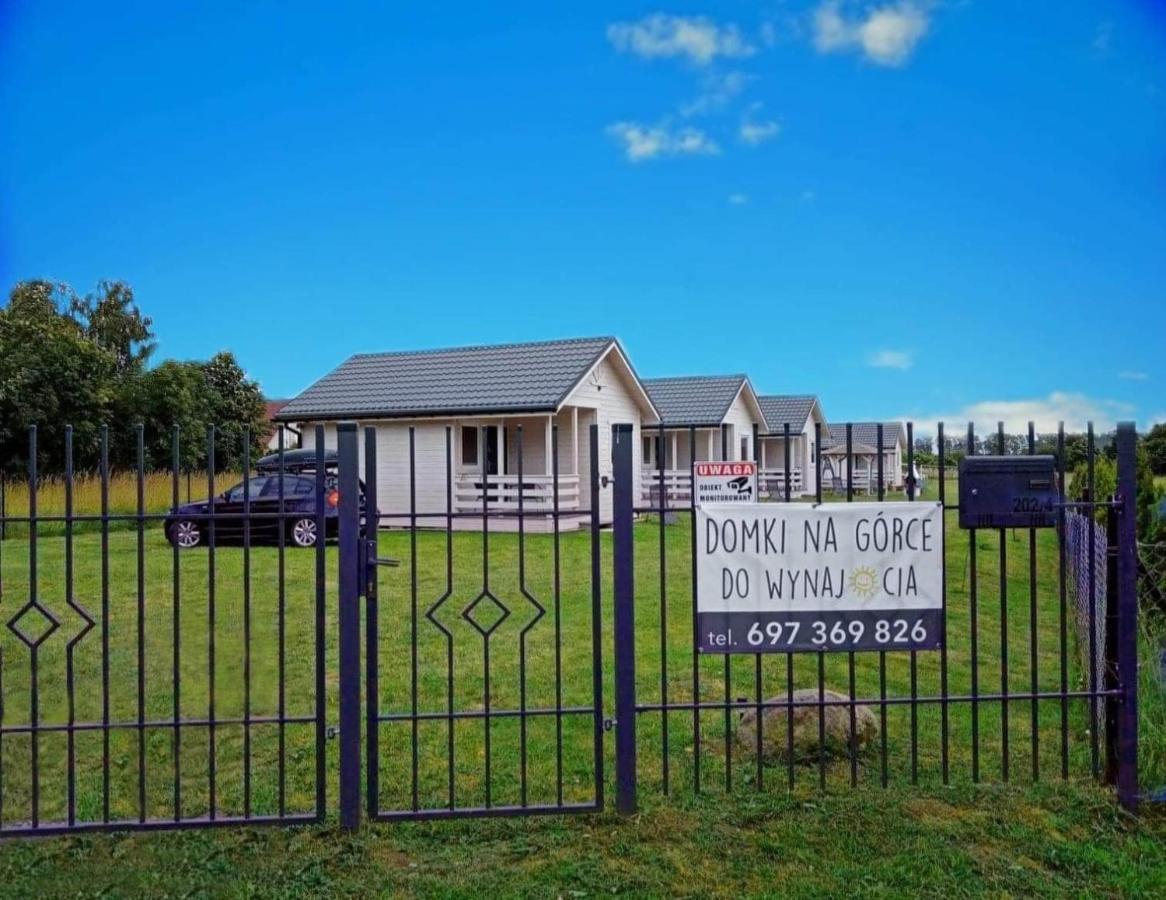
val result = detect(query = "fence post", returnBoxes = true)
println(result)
[1114,422,1139,811]
[1104,498,1120,785]
[337,422,363,829]
[611,422,637,815]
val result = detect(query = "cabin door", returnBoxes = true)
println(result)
[483,425,500,475]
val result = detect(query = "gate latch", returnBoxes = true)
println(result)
[603,718,617,732]
[366,538,400,568]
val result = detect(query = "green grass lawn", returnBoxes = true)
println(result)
[0,783,1164,897]
[1,491,1165,895]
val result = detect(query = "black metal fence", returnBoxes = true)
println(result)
[0,425,327,836]
[612,419,1140,811]
[0,417,1142,837]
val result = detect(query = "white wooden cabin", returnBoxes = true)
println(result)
[639,375,768,508]
[755,395,828,498]
[819,422,907,493]
[275,337,659,531]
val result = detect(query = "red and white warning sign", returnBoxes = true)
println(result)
[694,461,757,505]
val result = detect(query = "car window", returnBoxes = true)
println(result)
[255,476,309,498]
[289,476,316,496]
[225,477,271,502]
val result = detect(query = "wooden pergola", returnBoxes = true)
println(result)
[820,440,879,493]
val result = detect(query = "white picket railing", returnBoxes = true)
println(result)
[820,469,900,493]
[758,468,803,497]
[640,468,692,507]
[454,473,580,512]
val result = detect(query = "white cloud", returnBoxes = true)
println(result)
[740,118,780,145]
[909,392,1136,435]
[728,192,748,205]
[1118,370,1148,381]
[739,103,780,145]
[606,121,720,162]
[868,349,914,370]
[607,14,755,66]
[813,1,931,67]
[680,70,751,116]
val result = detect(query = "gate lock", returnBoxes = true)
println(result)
[359,536,399,596]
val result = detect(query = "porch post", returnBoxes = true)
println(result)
[495,421,505,475]
[572,407,579,475]
[706,429,714,461]
[671,431,677,470]
[545,414,554,476]
[761,438,767,468]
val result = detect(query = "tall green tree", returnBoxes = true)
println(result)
[1068,442,1160,542]
[70,280,156,375]
[202,351,267,470]
[121,361,215,471]
[1144,423,1166,476]
[0,281,117,474]
[2,278,271,476]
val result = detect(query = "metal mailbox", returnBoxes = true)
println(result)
[958,455,1059,529]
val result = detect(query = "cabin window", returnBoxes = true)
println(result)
[461,426,479,466]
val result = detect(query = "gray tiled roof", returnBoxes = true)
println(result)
[823,422,905,449]
[758,395,820,435]
[276,336,621,420]
[642,375,752,427]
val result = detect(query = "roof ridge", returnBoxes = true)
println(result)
[642,373,748,384]
[349,335,614,360]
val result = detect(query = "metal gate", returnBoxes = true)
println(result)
[338,422,606,824]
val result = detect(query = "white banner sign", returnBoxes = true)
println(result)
[696,501,944,653]
[694,461,757,505]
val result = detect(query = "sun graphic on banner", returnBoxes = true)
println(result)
[849,566,878,599]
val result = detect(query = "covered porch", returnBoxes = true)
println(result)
[639,426,727,507]
[453,407,592,518]
[756,432,811,498]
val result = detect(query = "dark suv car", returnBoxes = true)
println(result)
[165,449,369,549]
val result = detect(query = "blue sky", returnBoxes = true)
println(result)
[2,1,1164,433]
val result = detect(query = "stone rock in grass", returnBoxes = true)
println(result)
[736,688,878,764]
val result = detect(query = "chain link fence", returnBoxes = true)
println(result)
[1139,541,1166,615]
[1064,512,1107,735]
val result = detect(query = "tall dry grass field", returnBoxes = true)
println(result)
[0,470,241,537]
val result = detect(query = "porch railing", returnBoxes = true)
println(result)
[758,467,803,496]
[640,468,692,507]
[454,472,580,512]
[820,469,901,493]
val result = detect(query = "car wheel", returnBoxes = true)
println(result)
[170,520,202,549]
[290,517,318,548]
